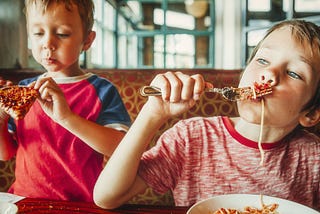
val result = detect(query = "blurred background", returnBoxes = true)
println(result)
[0,0,320,70]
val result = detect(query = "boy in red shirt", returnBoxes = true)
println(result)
[0,0,130,201]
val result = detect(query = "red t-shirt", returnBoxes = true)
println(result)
[139,116,320,210]
[8,73,130,201]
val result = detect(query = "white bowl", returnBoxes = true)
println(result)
[0,202,18,214]
[187,194,319,214]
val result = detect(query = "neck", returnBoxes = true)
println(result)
[230,117,290,143]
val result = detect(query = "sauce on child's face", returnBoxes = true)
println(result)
[237,26,320,132]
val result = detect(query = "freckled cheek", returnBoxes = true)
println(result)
[277,98,301,117]
[292,92,312,109]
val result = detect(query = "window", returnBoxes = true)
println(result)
[243,0,320,66]
[152,8,196,68]
[90,0,116,68]
[90,0,213,69]
[118,0,213,69]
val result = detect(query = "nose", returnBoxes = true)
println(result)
[43,34,56,51]
[259,70,278,86]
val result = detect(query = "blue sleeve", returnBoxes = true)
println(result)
[18,76,39,86]
[87,75,131,127]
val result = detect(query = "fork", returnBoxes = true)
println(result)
[139,84,272,101]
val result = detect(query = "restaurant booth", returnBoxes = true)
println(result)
[0,68,319,209]
[0,68,241,206]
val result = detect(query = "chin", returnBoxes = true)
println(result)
[237,99,261,110]
[243,116,261,125]
[237,108,262,125]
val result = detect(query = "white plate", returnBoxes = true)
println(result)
[0,192,25,204]
[0,202,18,214]
[187,194,319,214]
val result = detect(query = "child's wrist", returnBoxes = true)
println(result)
[141,102,170,122]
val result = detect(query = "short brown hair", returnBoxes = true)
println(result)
[24,0,95,36]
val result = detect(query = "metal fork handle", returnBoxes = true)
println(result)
[139,85,273,101]
[140,86,162,96]
[139,85,222,97]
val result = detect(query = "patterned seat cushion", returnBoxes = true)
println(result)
[93,69,240,205]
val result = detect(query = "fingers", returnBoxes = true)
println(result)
[0,77,13,87]
[33,77,59,102]
[191,74,207,100]
[33,76,53,90]
[28,81,36,88]
[150,71,207,102]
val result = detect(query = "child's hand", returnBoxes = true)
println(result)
[0,77,13,87]
[145,71,208,118]
[0,77,13,120]
[32,77,72,122]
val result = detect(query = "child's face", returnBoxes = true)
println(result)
[238,26,320,130]
[26,2,91,73]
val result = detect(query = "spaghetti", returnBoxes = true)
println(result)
[212,195,279,214]
[212,99,278,214]
[258,99,265,166]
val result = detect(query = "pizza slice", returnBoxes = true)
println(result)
[0,85,39,119]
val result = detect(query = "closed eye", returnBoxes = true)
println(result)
[57,34,70,38]
[33,32,43,36]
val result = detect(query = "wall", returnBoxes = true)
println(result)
[0,0,27,69]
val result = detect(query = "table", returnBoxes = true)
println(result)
[16,198,189,214]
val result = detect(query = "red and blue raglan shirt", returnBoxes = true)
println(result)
[8,73,131,201]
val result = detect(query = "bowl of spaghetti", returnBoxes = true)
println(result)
[187,194,319,214]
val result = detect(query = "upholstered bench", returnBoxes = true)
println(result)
[91,69,240,205]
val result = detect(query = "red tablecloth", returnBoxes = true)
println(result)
[16,198,189,214]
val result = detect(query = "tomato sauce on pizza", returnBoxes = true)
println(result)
[0,86,39,119]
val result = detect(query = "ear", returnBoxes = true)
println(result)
[82,31,96,52]
[299,107,320,127]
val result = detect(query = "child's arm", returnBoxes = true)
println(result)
[93,71,207,209]
[32,77,126,156]
[54,113,126,156]
[0,114,17,160]
[0,79,17,160]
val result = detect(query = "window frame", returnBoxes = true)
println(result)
[90,0,215,69]
[242,0,320,66]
